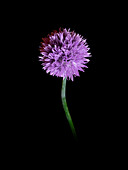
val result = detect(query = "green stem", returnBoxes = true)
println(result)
[61,78,77,139]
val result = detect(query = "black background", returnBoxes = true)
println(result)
[4,1,120,165]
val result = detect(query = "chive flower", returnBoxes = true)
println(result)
[39,28,91,139]
[39,28,91,81]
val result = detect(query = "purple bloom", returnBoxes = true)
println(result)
[39,28,91,81]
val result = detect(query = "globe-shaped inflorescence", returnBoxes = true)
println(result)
[39,28,91,81]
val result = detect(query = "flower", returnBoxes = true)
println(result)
[39,28,91,81]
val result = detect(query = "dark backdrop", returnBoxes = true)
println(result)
[8,1,116,160]
[2,1,122,168]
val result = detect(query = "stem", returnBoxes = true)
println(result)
[61,78,77,139]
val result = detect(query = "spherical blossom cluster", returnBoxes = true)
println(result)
[39,28,91,81]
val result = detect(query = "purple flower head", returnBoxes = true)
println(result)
[39,28,91,81]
